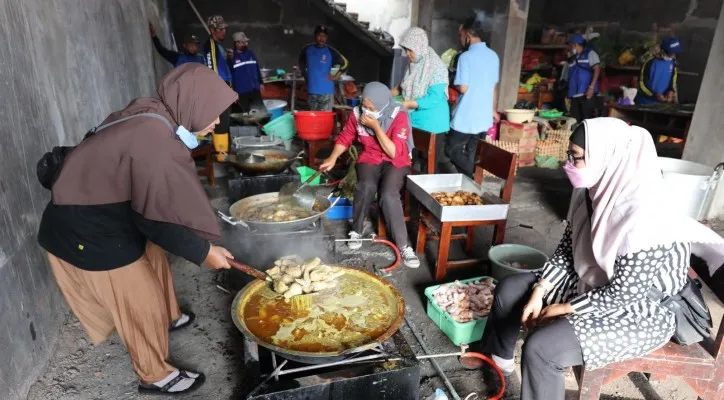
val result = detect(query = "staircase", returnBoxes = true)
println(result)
[310,0,394,57]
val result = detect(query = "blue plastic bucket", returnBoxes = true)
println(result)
[264,99,287,120]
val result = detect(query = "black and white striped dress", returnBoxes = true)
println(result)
[538,225,689,370]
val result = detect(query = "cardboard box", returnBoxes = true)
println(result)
[500,121,538,167]
[500,121,538,143]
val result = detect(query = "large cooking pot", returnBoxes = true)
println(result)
[222,149,302,175]
[658,157,724,220]
[220,192,331,233]
[231,266,405,364]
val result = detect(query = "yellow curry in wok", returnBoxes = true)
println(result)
[239,257,401,353]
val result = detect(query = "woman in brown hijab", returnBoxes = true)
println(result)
[37,64,238,395]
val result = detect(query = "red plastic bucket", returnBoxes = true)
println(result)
[294,111,335,140]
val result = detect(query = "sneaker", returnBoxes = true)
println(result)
[347,231,363,250]
[400,246,420,268]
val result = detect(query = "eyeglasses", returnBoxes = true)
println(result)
[567,150,585,164]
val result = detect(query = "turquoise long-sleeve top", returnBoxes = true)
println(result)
[409,83,450,134]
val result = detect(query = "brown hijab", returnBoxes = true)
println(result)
[52,63,238,240]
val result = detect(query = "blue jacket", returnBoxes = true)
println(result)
[152,37,204,67]
[410,83,450,134]
[230,49,262,94]
[635,56,678,105]
[568,48,600,98]
[203,39,232,83]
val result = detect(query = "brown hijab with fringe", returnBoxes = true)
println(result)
[52,63,238,240]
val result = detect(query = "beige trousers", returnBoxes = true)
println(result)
[47,242,181,383]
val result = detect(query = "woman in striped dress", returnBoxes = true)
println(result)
[470,118,724,400]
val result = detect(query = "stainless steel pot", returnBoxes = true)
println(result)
[260,68,274,79]
[218,192,333,233]
[658,157,724,220]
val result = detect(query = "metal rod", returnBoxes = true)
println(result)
[186,0,210,35]
[271,352,279,382]
[268,353,391,377]
[404,317,462,400]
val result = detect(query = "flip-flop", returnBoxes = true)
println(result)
[138,371,205,396]
[169,311,195,332]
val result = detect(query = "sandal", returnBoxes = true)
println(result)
[138,370,205,396]
[169,311,195,331]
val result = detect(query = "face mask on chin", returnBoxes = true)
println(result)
[175,125,200,149]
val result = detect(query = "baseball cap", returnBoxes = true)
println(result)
[569,34,585,45]
[314,25,329,35]
[661,37,683,54]
[184,33,201,44]
[207,15,228,29]
[232,32,250,42]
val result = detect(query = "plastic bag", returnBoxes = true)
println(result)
[535,155,560,169]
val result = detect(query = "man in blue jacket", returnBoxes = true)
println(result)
[229,31,263,113]
[565,34,601,122]
[203,15,233,160]
[635,37,682,105]
[298,25,348,111]
[149,23,204,67]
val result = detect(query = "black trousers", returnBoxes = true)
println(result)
[480,273,584,400]
[445,129,482,178]
[238,90,263,113]
[570,96,596,123]
[353,162,410,248]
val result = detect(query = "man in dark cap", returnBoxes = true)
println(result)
[298,25,349,111]
[635,37,683,105]
[203,15,233,161]
[149,23,204,67]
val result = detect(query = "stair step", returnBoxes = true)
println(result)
[359,21,370,29]
[348,12,359,20]
[333,2,347,11]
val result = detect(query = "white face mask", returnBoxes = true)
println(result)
[663,55,674,61]
[175,125,200,149]
[362,107,382,119]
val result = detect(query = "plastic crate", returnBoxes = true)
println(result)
[295,166,321,186]
[326,196,353,220]
[424,276,497,346]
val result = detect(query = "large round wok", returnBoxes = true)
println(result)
[223,148,302,175]
[231,266,405,364]
[223,192,330,233]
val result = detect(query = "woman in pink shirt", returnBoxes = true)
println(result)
[320,82,420,268]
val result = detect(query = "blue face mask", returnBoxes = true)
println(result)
[175,125,200,149]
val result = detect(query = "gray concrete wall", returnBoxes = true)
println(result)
[0,1,169,399]
[167,0,383,83]
[682,1,724,218]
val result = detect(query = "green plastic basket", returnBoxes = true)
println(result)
[262,111,296,140]
[539,109,564,119]
[424,276,497,346]
[295,166,321,186]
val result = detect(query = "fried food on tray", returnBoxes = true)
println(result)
[432,278,496,323]
[431,190,484,206]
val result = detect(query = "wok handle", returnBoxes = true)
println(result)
[227,258,270,281]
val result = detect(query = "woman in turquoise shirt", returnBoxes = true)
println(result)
[394,27,450,173]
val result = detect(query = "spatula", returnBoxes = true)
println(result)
[279,169,324,210]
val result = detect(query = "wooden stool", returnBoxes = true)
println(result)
[576,268,724,399]
[416,141,518,281]
[378,128,437,240]
[303,139,334,169]
[191,143,215,188]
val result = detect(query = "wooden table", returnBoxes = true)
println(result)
[608,104,694,156]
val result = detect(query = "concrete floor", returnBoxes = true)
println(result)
[26,167,719,400]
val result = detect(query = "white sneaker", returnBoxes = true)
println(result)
[347,231,363,250]
[400,246,420,268]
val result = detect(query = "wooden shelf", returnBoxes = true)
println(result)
[606,64,699,77]
[524,44,568,50]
